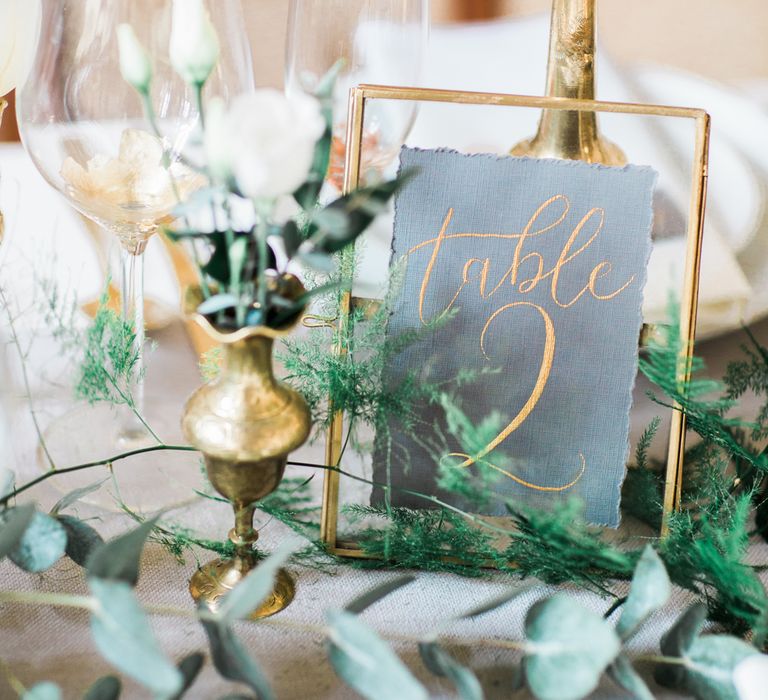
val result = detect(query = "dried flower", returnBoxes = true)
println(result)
[116,24,152,95]
[169,0,220,87]
[61,128,200,225]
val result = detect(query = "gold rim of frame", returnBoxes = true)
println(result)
[320,84,710,559]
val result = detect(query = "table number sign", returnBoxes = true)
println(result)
[372,148,656,526]
[319,86,709,554]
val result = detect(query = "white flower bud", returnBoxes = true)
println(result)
[117,24,152,94]
[169,0,220,87]
[0,0,41,97]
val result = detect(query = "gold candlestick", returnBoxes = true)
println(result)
[182,276,311,618]
[511,0,625,165]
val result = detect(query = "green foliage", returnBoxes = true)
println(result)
[418,642,483,700]
[50,480,107,516]
[436,396,504,510]
[607,655,654,700]
[346,504,503,576]
[200,613,274,700]
[327,610,428,700]
[82,676,121,700]
[616,546,671,641]
[0,504,35,559]
[58,514,104,567]
[661,495,768,639]
[279,264,492,450]
[503,499,636,592]
[86,517,159,586]
[173,654,205,700]
[215,542,298,623]
[8,510,67,573]
[75,289,140,408]
[724,325,768,440]
[343,574,414,614]
[89,578,183,697]
[524,594,622,700]
[22,683,62,700]
[640,315,767,474]
[656,602,760,700]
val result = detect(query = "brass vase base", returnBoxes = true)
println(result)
[189,560,296,619]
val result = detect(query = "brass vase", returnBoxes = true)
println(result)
[182,276,311,618]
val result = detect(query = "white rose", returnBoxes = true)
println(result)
[0,0,41,96]
[204,90,325,200]
[169,0,220,86]
[117,24,152,94]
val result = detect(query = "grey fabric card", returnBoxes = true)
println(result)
[372,147,656,527]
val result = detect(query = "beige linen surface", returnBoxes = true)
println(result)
[0,318,766,699]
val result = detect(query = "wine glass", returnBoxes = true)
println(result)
[15,0,254,510]
[285,0,429,191]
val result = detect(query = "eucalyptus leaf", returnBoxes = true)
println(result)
[418,642,483,700]
[197,294,238,316]
[228,237,249,283]
[683,635,758,700]
[311,208,350,239]
[89,579,182,698]
[9,510,67,573]
[0,466,15,499]
[458,585,534,620]
[172,652,205,700]
[50,479,107,515]
[344,575,415,615]
[86,516,159,586]
[607,654,654,700]
[327,610,428,700]
[655,602,708,690]
[311,176,410,255]
[660,603,708,657]
[82,675,121,700]
[616,545,670,641]
[297,251,336,273]
[280,220,303,258]
[292,61,340,211]
[0,503,35,559]
[201,615,274,700]
[524,593,621,700]
[58,515,104,567]
[217,542,298,624]
[22,682,62,700]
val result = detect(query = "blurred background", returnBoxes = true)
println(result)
[2,0,766,143]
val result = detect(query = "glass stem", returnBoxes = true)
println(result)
[120,242,149,440]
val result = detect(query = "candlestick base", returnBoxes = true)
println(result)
[190,559,295,619]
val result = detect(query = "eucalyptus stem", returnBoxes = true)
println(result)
[0,658,26,697]
[193,83,206,130]
[255,201,270,324]
[0,444,197,507]
[0,589,529,653]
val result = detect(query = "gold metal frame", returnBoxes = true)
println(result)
[320,84,710,556]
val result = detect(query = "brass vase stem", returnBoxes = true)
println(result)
[511,0,625,165]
